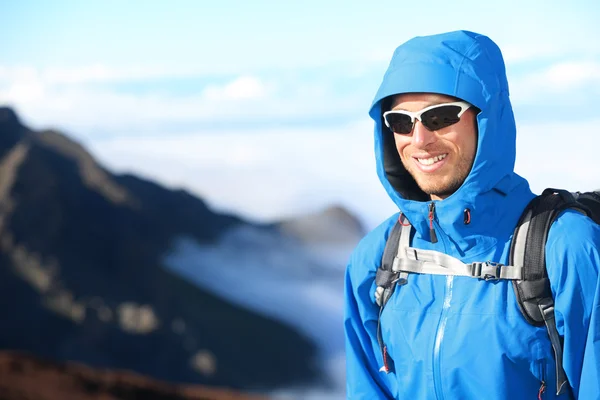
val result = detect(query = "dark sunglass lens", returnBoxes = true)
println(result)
[421,105,462,131]
[385,113,413,134]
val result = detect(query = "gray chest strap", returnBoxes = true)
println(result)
[394,247,523,281]
[374,215,520,309]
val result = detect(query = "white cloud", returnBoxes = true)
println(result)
[543,61,600,89]
[502,43,563,64]
[43,65,116,85]
[516,119,600,193]
[4,79,46,103]
[202,76,268,100]
[0,72,276,132]
[510,60,600,104]
[4,55,599,140]
[0,67,275,127]
[500,40,600,66]
[0,65,369,137]
[0,66,46,103]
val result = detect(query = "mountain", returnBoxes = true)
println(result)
[277,205,365,245]
[0,107,321,392]
[275,205,365,267]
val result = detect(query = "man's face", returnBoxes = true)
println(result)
[390,93,478,200]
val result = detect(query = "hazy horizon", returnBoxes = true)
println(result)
[3,1,600,229]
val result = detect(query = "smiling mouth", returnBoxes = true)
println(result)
[416,154,447,166]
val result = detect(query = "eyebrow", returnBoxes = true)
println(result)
[391,102,438,111]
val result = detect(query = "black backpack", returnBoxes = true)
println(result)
[374,188,600,396]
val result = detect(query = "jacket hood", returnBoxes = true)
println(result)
[370,30,531,252]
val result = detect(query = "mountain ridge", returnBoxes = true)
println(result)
[0,106,336,391]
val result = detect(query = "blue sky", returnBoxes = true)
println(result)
[2,1,600,228]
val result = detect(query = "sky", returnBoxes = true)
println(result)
[2,0,600,229]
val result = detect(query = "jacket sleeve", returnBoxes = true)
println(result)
[546,210,600,398]
[344,248,395,399]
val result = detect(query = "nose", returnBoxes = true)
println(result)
[411,120,436,148]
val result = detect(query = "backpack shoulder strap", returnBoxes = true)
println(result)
[375,214,411,307]
[510,188,581,396]
[511,188,584,324]
[374,213,412,373]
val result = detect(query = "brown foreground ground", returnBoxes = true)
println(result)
[0,351,268,400]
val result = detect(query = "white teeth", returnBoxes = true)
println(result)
[417,154,447,166]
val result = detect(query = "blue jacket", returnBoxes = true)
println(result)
[344,31,600,399]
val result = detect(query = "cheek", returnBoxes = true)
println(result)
[468,130,478,160]
[468,116,479,158]
[393,135,411,158]
[454,119,478,160]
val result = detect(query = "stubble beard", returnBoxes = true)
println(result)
[401,154,474,199]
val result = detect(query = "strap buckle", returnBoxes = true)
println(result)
[470,261,503,281]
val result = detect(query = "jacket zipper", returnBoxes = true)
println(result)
[537,359,546,400]
[538,381,546,400]
[433,275,454,400]
[428,202,438,243]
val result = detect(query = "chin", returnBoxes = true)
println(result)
[416,180,453,197]
[422,182,462,199]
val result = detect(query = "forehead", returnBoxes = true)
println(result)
[390,92,459,110]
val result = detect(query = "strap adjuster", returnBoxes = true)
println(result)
[470,261,503,280]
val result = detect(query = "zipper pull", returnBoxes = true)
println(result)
[378,346,390,373]
[428,202,438,243]
[538,381,546,400]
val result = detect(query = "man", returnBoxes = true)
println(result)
[344,31,600,399]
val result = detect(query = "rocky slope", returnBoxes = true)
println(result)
[0,351,267,400]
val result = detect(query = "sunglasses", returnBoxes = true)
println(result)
[383,101,471,134]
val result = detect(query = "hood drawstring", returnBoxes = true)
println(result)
[428,205,472,240]
[428,203,438,243]
[464,208,471,225]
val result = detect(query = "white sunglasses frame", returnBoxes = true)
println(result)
[382,101,472,134]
